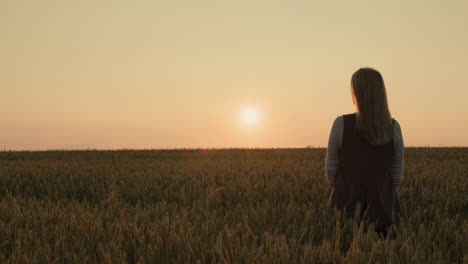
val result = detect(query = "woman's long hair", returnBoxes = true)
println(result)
[351,67,393,145]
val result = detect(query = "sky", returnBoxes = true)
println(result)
[1,0,468,150]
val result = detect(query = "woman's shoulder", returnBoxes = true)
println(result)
[335,113,356,124]
[392,118,402,129]
[392,118,404,144]
[335,113,355,120]
[331,113,356,131]
[332,115,345,125]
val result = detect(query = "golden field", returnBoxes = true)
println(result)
[0,148,466,263]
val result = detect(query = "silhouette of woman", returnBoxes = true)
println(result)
[325,67,404,238]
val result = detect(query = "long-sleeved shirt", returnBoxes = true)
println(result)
[325,115,404,188]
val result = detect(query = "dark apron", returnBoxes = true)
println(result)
[327,113,404,230]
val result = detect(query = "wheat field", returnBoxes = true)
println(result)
[0,148,466,263]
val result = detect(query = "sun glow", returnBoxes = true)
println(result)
[241,107,259,125]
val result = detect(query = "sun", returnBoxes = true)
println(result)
[241,107,259,125]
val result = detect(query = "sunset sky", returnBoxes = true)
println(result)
[2,0,468,150]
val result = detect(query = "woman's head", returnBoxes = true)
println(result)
[350,67,393,145]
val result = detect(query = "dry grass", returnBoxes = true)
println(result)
[0,148,466,263]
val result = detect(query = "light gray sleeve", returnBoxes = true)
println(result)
[325,116,343,186]
[392,120,404,188]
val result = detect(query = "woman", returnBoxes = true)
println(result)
[325,67,404,238]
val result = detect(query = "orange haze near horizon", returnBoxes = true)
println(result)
[1,0,468,150]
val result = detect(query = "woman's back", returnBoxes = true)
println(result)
[327,113,402,232]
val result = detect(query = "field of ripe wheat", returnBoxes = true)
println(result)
[0,148,466,263]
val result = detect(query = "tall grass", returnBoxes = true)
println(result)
[0,148,466,263]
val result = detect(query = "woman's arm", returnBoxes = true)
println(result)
[392,120,404,189]
[325,116,343,186]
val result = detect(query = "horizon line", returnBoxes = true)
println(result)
[1,145,468,152]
